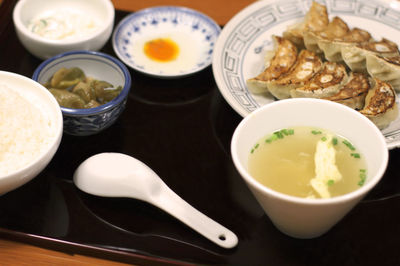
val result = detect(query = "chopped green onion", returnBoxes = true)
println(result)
[270,134,278,141]
[332,137,338,145]
[351,153,360,158]
[265,134,277,143]
[358,169,367,186]
[281,129,289,136]
[250,143,260,154]
[251,143,260,153]
[343,140,356,151]
[265,128,295,144]
[321,136,327,141]
[311,130,322,135]
[327,180,335,186]
[274,131,284,139]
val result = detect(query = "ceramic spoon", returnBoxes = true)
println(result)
[73,152,238,249]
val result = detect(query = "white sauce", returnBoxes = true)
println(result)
[27,9,100,40]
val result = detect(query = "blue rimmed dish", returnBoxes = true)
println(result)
[32,50,132,136]
[212,0,400,149]
[112,6,221,78]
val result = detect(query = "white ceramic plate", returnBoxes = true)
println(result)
[113,6,221,78]
[212,0,400,149]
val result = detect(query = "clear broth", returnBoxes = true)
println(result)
[248,126,367,198]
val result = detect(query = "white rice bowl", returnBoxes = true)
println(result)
[0,71,62,195]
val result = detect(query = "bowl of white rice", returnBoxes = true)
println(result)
[0,71,62,195]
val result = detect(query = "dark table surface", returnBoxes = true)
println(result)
[1,6,400,266]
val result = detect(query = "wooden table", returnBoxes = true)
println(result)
[111,0,253,25]
[0,238,131,266]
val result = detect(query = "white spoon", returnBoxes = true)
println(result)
[73,152,238,249]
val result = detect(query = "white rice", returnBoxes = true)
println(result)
[0,84,54,175]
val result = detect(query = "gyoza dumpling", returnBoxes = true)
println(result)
[318,27,372,62]
[342,38,399,73]
[290,61,348,98]
[324,72,370,109]
[366,54,400,91]
[283,1,329,48]
[303,16,350,54]
[360,78,398,129]
[267,50,323,99]
[246,36,298,94]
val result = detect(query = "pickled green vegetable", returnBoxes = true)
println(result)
[92,80,123,103]
[49,88,85,108]
[43,67,123,109]
[49,67,85,89]
[84,100,101,108]
[73,81,95,103]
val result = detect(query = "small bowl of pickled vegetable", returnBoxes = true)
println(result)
[32,50,131,136]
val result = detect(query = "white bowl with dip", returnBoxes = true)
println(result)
[13,0,115,60]
[0,71,63,195]
[231,98,388,239]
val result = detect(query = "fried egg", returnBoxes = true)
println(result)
[130,32,200,75]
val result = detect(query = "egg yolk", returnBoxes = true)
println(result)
[143,38,179,62]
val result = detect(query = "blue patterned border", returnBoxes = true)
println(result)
[113,6,221,77]
[219,0,400,114]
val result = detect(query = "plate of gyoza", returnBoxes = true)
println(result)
[212,0,400,149]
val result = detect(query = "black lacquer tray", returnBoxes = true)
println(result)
[1,3,400,266]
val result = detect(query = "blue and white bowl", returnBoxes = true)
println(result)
[112,6,221,78]
[32,50,132,136]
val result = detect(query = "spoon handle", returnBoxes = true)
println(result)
[148,185,238,249]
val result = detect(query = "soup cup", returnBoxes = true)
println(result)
[231,98,388,238]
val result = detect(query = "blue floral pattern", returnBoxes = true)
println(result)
[213,0,400,148]
[63,99,127,136]
[113,6,221,78]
